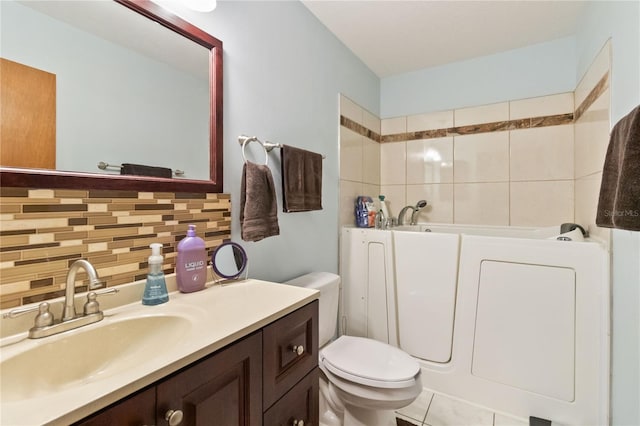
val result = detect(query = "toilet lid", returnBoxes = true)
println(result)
[320,336,420,389]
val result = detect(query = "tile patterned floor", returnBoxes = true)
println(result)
[396,389,528,426]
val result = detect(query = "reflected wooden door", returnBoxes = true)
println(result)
[0,58,56,169]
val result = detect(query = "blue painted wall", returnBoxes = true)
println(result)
[380,36,577,118]
[174,1,380,282]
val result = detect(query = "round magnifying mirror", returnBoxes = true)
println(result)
[211,242,247,280]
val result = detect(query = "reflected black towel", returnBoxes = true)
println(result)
[121,163,172,178]
[281,145,323,212]
[240,161,280,242]
[596,105,640,231]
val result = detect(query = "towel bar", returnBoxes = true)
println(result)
[238,135,326,165]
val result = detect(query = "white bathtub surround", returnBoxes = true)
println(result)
[394,231,459,363]
[341,225,610,425]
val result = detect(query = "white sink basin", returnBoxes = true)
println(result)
[0,314,190,402]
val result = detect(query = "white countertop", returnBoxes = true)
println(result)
[0,278,319,425]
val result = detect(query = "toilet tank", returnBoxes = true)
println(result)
[284,272,340,346]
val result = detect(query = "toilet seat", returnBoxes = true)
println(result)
[320,336,420,389]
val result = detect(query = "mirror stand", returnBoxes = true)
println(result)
[210,265,249,286]
[209,242,249,285]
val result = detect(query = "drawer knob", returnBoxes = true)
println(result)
[292,420,305,426]
[292,345,305,356]
[165,409,184,426]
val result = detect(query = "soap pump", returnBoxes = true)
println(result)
[142,243,169,306]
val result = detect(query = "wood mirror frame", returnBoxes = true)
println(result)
[0,0,223,193]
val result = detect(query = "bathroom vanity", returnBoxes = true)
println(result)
[0,279,319,426]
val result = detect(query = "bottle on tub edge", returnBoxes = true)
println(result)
[176,224,207,293]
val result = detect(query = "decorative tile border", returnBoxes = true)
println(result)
[380,113,574,143]
[341,73,608,144]
[340,111,574,143]
[340,115,381,142]
[574,72,609,121]
[0,189,231,308]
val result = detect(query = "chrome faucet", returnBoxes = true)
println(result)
[3,259,118,338]
[398,200,428,225]
[63,259,104,321]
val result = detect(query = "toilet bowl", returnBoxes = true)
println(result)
[285,272,422,426]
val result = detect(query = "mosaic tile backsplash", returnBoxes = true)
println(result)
[0,188,231,308]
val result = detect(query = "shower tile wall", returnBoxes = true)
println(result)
[339,95,381,228]
[574,41,611,243]
[379,94,575,227]
[340,45,611,236]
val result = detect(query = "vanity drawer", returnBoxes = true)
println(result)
[263,300,318,409]
[263,367,319,426]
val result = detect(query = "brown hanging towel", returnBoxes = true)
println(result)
[240,161,280,242]
[280,145,323,212]
[596,105,640,231]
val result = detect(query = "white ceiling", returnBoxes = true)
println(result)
[302,0,587,78]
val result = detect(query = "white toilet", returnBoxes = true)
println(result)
[285,272,422,426]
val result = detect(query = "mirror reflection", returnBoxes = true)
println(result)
[0,0,210,180]
[212,242,248,280]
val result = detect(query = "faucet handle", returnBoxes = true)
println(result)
[83,288,119,315]
[3,302,54,328]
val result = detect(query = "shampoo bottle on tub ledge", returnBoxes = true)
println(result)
[176,224,207,293]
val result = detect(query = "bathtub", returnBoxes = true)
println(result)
[339,224,609,425]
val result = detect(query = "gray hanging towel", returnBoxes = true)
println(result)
[596,105,640,231]
[281,145,323,212]
[240,161,280,241]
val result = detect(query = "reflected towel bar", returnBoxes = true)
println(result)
[97,161,184,177]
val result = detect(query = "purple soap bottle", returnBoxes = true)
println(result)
[176,224,207,293]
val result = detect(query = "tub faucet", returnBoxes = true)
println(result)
[398,200,428,225]
[63,259,104,321]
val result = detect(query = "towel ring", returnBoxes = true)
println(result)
[241,136,269,166]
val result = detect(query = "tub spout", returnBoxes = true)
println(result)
[398,200,428,226]
[560,223,589,238]
[398,205,415,226]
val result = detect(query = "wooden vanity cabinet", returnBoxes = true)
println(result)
[263,300,319,426]
[156,331,262,426]
[75,386,156,426]
[75,300,318,426]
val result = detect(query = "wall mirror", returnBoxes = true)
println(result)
[211,242,248,281]
[0,0,222,193]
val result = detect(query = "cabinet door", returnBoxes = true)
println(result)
[263,368,319,426]
[157,331,262,426]
[263,301,318,409]
[73,387,155,426]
